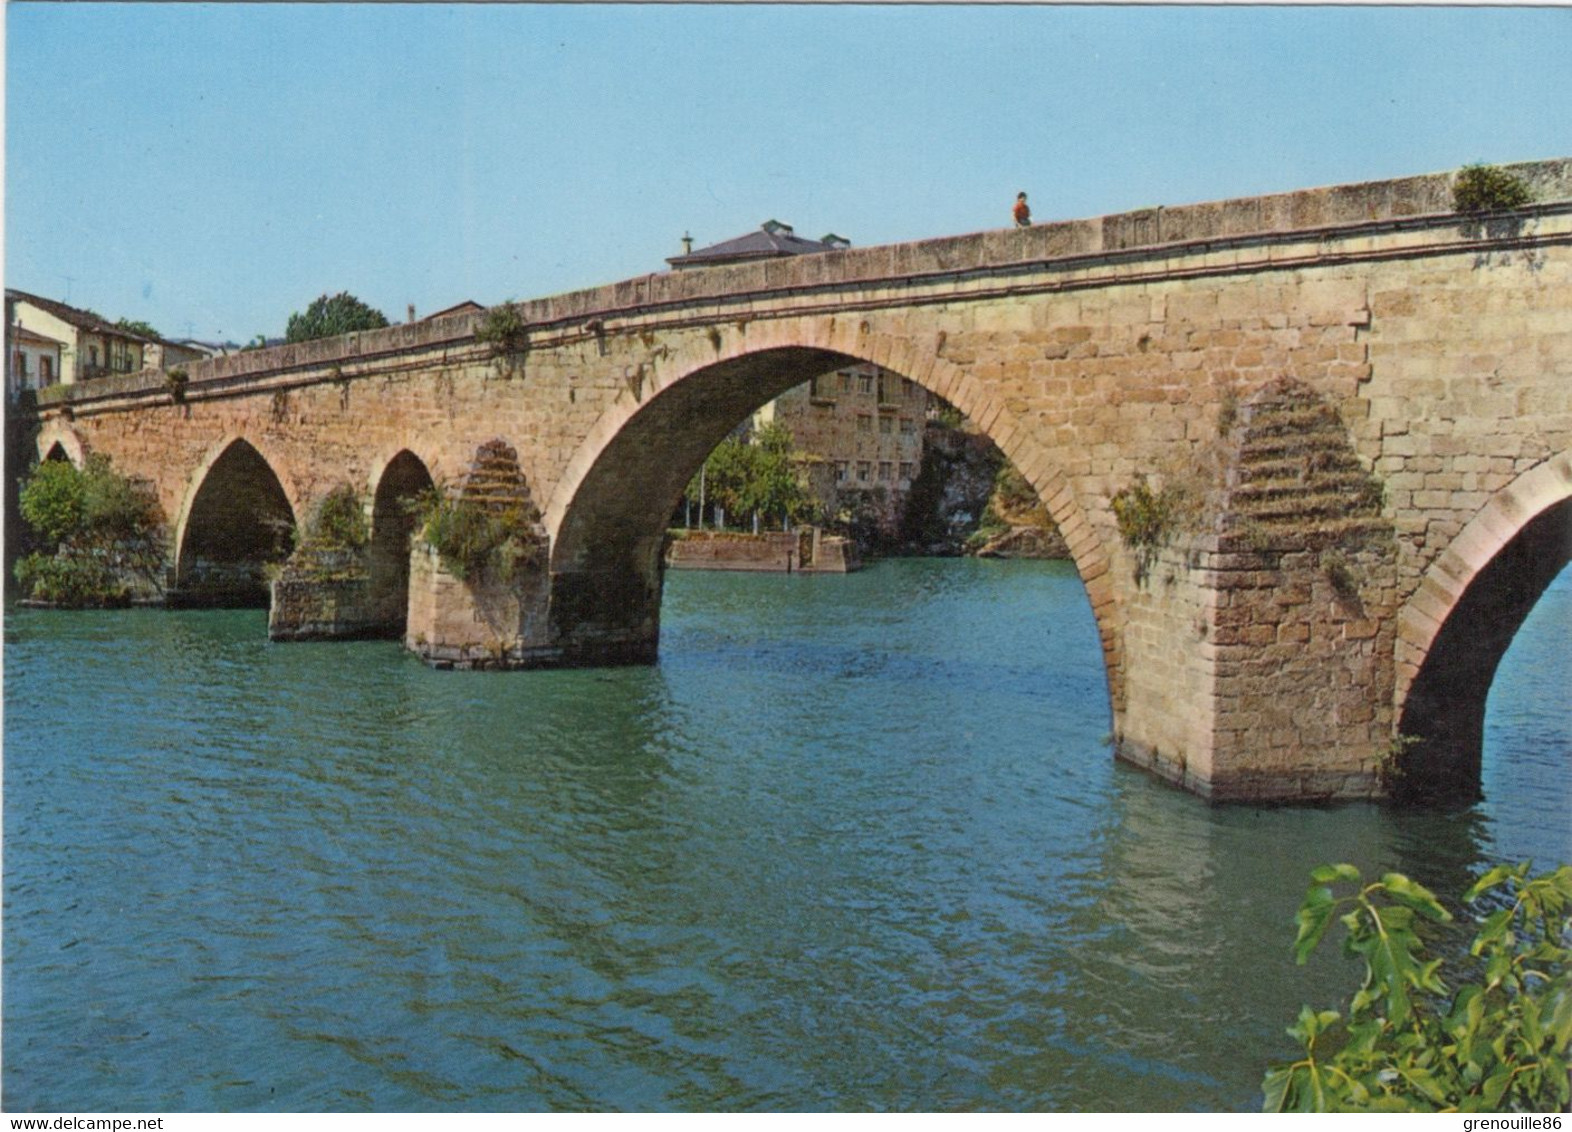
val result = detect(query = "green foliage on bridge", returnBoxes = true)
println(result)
[412,488,542,583]
[1264,862,1572,1113]
[285,292,390,344]
[1453,164,1534,214]
[14,454,165,606]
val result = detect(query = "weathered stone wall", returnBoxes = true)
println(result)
[25,160,1572,801]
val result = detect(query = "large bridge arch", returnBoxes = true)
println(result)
[171,436,301,607]
[544,324,1124,705]
[1393,451,1572,801]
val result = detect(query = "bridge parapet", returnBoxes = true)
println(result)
[30,159,1572,415]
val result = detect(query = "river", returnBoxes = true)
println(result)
[4,558,1568,1111]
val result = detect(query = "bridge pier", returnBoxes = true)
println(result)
[401,551,662,669]
[1112,377,1402,803]
[403,544,557,669]
[1114,538,1399,803]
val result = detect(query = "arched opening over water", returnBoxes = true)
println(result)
[1396,485,1572,804]
[35,422,85,468]
[369,450,436,636]
[173,438,296,608]
[546,344,1118,710]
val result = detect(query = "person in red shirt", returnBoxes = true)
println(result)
[1013,192,1032,228]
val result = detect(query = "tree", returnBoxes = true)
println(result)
[1263,862,1572,1113]
[741,421,811,526]
[284,292,389,343]
[14,454,165,605]
[18,459,87,544]
[115,318,161,340]
[684,423,811,530]
[693,435,753,526]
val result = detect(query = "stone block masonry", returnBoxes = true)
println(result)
[26,159,1572,803]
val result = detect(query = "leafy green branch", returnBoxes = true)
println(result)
[1264,862,1572,1113]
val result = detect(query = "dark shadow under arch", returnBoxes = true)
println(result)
[1395,497,1572,803]
[174,439,296,607]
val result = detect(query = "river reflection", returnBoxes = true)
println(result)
[3,559,1567,1111]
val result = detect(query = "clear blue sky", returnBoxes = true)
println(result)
[6,3,1570,343]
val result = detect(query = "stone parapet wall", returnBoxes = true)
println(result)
[665,528,862,573]
[35,160,1572,417]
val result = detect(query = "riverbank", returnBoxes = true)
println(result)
[664,527,860,573]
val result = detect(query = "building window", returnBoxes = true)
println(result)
[900,462,915,481]
[902,378,915,398]
[900,418,915,435]
[857,372,874,395]
[39,357,53,385]
[835,461,848,483]
[877,373,892,402]
[857,414,872,433]
[878,461,893,481]
[839,372,853,394]
[857,461,871,481]
[879,415,893,434]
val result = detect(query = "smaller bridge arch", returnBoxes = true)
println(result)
[36,423,86,467]
[172,436,300,607]
[1393,451,1572,801]
[367,448,437,635]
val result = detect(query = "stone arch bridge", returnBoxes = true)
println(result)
[25,160,1572,804]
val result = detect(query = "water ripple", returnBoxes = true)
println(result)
[4,561,1568,1111]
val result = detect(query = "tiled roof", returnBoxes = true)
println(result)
[6,288,158,342]
[667,222,849,268]
[420,300,486,322]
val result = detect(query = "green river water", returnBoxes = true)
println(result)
[4,558,1568,1111]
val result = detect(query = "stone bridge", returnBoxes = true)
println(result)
[25,159,1572,804]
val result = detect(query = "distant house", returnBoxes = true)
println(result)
[5,289,206,396]
[667,221,851,271]
[419,300,487,322]
[170,339,239,361]
[6,324,66,400]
